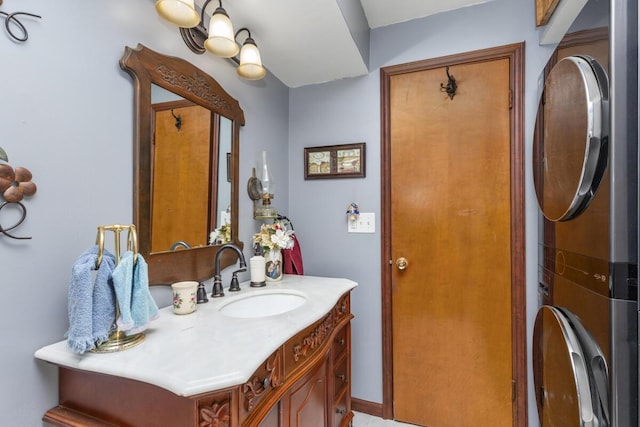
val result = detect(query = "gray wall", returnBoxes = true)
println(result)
[289,1,607,426]
[2,1,288,425]
[288,0,558,424]
[1,0,606,425]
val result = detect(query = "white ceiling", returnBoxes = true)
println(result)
[360,0,491,29]
[197,0,493,88]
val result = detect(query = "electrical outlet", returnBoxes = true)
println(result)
[348,212,375,233]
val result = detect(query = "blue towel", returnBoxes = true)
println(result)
[112,251,159,335]
[112,251,134,331]
[129,254,159,334]
[66,245,116,354]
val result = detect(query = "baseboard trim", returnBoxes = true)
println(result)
[352,398,384,418]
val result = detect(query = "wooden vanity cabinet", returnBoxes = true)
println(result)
[43,293,353,427]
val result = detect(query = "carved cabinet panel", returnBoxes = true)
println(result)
[198,391,234,427]
[287,360,328,427]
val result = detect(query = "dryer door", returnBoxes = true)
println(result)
[533,305,602,427]
[533,55,609,222]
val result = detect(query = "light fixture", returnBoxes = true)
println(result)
[247,151,277,219]
[155,0,200,28]
[203,2,238,57]
[155,0,266,80]
[236,28,267,80]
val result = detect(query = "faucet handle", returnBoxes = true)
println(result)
[228,268,246,292]
[227,271,240,292]
[196,282,209,304]
[211,275,224,298]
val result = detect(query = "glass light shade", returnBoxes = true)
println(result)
[237,39,267,80]
[204,10,239,58]
[155,0,200,28]
[254,151,277,219]
[259,151,274,196]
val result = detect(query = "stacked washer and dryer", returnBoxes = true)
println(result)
[532,0,638,426]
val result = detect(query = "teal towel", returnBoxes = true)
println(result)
[129,254,159,334]
[112,251,134,331]
[66,245,116,354]
[112,251,159,335]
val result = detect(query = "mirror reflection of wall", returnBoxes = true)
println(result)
[217,117,232,228]
[150,85,232,253]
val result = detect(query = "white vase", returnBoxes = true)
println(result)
[265,249,283,282]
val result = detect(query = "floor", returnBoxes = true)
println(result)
[353,411,417,426]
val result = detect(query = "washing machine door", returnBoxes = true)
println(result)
[533,55,609,222]
[533,305,608,427]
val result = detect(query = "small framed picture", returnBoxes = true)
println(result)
[304,143,366,179]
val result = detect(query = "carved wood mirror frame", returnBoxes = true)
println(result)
[120,44,244,285]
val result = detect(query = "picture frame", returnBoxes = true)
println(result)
[304,142,366,179]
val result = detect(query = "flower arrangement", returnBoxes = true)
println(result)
[253,220,295,256]
[209,222,232,245]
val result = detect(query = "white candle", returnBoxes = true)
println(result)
[250,255,266,283]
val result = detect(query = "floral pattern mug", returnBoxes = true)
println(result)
[171,281,198,315]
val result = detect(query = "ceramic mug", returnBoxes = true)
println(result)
[171,281,198,315]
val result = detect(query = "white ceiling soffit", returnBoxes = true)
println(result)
[198,0,494,88]
[202,0,368,88]
[360,0,495,29]
[252,1,369,88]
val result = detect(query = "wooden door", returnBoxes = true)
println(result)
[381,44,526,426]
[151,103,212,253]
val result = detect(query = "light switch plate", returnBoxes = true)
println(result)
[348,212,375,233]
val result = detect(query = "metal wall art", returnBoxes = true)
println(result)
[0,1,41,43]
[0,148,37,239]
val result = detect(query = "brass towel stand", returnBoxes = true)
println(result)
[92,224,145,353]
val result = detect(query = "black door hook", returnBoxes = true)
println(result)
[171,109,182,131]
[440,66,458,100]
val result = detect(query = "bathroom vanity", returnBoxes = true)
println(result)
[35,275,356,427]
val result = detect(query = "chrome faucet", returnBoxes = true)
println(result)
[211,244,247,298]
[169,241,192,251]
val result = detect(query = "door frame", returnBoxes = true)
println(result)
[380,42,527,425]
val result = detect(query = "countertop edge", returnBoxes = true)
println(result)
[35,275,357,397]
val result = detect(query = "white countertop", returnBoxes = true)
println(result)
[35,275,357,397]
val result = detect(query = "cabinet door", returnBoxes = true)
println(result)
[259,402,281,427]
[288,361,328,427]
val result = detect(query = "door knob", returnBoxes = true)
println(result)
[396,257,409,270]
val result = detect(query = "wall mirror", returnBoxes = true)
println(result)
[120,44,244,285]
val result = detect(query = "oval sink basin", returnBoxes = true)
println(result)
[218,291,306,318]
